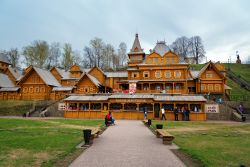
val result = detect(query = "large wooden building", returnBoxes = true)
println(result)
[0,34,231,120]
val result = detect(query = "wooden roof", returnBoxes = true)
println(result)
[0,73,15,87]
[64,94,207,102]
[18,66,61,87]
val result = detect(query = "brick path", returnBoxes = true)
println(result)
[69,120,185,167]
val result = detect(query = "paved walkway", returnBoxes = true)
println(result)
[69,120,185,167]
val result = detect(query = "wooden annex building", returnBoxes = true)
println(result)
[0,34,231,120]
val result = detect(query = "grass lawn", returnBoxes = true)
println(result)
[227,78,250,99]
[152,121,250,167]
[225,63,250,83]
[0,101,33,116]
[0,118,104,167]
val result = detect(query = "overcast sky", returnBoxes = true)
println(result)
[1,0,250,63]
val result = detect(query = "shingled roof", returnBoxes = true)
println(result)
[7,67,22,80]
[129,33,144,53]
[153,41,171,56]
[87,73,101,87]
[0,54,11,64]
[33,67,61,87]
[105,71,128,78]
[0,73,15,87]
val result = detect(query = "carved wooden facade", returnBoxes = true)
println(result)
[0,34,228,101]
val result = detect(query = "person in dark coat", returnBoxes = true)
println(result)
[174,107,179,121]
[185,106,190,121]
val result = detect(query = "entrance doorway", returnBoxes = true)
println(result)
[154,103,160,118]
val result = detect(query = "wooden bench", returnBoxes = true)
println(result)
[155,129,175,145]
[89,128,101,144]
[142,120,148,125]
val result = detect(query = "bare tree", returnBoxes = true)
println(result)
[103,44,115,70]
[7,48,20,68]
[171,36,190,59]
[118,42,127,66]
[189,36,206,64]
[83,46,94,68]
[62,43,74,70]
[90,37,104,67]
[47,42,61,68]
[82,37,128,70]
[72,50,82,65]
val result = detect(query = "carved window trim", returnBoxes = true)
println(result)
[155,71,161,78]
[165,71,171,78]
[174,70,181,78]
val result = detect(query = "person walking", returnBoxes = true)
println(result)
[181,106,186,121]
[161,107,166,120]
[144,107,148,120]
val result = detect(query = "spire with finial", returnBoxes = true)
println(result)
[130,33,143,53]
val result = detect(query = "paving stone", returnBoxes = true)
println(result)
[69,120,185,167]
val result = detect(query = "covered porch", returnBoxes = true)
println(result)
[64,94,207,121]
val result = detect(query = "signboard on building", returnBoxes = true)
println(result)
[58,103,66,111]
[129,82,137,94]
[205,104,219,113]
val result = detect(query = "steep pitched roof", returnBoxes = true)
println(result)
[0,73,15,87]
[88,66,105,76]
[54,67,70,79]
[33,67,61,86]
[76,73,101,87]
[129,33,144,53]
[190,70,200,79]
[0,87,20,92]
[0,54,11,64]
[197,61,225,79]
[7,67,22,80]
[18,66,61,87]
[153,41,171,56]
[87,73,101,86]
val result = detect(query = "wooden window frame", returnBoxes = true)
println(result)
[84,87,89,93]
[206,73,213,78]
[131,72,139,78]
[155,71,161,78]
[154,58,159,64]
[143,71,150,78]
[174,70,181,78]
[165,71,171,78]
[208,84,213,91]
[215,84,221,91]
[35,87,39,93]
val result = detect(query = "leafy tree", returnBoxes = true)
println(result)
[62,43,74,70]
[22,40,49,68]
[47,42,61,69]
